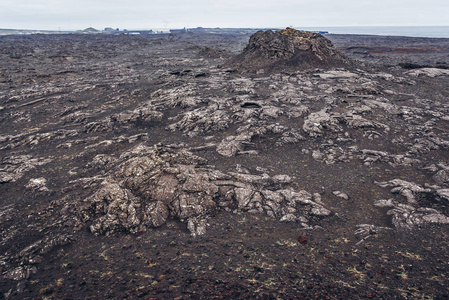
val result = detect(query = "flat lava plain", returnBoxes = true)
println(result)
[1,30,449,299]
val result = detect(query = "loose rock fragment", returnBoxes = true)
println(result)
[332,191,349,200]
[25,178,49,192]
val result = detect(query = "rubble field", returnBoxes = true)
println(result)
[1,29,449,299]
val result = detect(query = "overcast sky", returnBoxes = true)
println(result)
[1,0,448,31]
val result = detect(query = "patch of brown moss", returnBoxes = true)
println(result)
[278,27,317,40]
[278,27,299,36]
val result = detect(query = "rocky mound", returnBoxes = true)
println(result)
[75,144,331,237]
[227,27,351,74]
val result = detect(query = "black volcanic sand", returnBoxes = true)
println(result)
[1,32,449,299]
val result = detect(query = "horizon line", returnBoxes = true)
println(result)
[2,24,449,32]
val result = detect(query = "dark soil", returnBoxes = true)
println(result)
[15,214,449,299]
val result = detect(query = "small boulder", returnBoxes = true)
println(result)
[332,191,349,200]
[26,178,49,192]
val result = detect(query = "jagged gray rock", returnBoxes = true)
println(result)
[374,180,449,229]
[407,68,449,77]
[77,144,331,236]
[25,178,49,192]
[303,109,341,137]
[0,155,52,183]
[433,169,449,185]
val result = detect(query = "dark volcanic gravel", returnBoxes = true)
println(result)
[1,31,449,299]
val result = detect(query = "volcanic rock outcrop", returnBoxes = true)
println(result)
[75,144,331,237]
[227,27,351,74]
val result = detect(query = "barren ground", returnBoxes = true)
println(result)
[1,31,449,299]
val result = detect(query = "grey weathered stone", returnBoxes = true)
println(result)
[374,180,449,229]
[303,110,341,137]
[436,189,449,201]
[407,68,449,77]
[216,134,252,157]
[0,155,52,183]
[375,179,430,204]
[332,191,349,200]
[280,214,297,222]
[78,144,332,236]
[373,199,395,208]
[314,70,359,79]
[25,178,49,192]
[433,169,449,185]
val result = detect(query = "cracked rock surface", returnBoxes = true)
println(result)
[77,144,329,237]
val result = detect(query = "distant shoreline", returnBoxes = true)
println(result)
[299,26,449,38]
[1,26,448,38]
